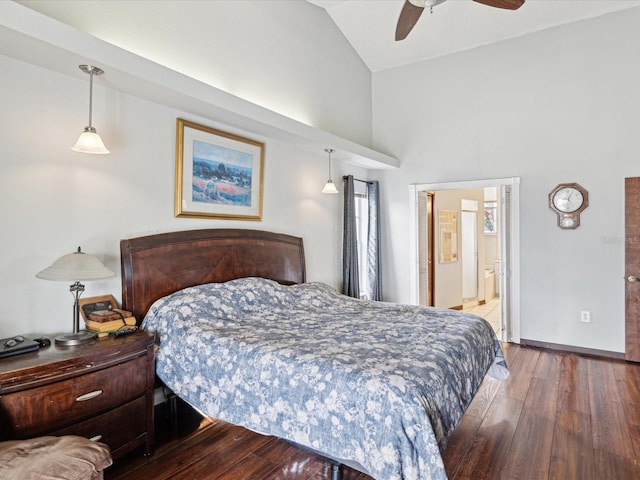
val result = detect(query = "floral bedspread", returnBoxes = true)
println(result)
[142,278,508,480]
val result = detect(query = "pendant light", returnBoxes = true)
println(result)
[71,65,110,154]
[321,148,339,194]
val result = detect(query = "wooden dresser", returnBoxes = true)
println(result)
[0,331,155,460]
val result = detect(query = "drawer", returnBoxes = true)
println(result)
[51,395,147,459]
[0,355,147,438]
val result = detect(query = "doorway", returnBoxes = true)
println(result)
[409,177,520,343]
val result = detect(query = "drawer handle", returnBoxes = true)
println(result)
[75,390,103,402]
[89,435,103,442]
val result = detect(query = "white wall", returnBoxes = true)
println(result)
[0,1,371,338]
[372,8,640,353]
[17,0,372,147]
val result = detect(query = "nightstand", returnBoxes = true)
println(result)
[0,331,155,460]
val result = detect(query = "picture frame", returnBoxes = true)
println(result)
[78,294,118,323]
[175,118,265,220]
[439,209,458,263]
[484,201,497,234]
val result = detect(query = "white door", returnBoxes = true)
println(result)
[500,185,512,342]
[462,211,478,300]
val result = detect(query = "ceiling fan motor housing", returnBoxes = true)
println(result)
[408,0,447,8]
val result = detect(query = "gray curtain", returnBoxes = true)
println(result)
[367,181,382,301]
[342,175,360,298]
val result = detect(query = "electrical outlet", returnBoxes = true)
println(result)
[580,311,591,323]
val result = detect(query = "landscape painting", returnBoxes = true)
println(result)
[175,118,264,220]
[192,140,252,207]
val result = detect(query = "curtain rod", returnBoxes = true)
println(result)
[342,175,373,184]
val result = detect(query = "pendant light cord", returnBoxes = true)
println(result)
[325,148,334,180]
[87,68,94,130]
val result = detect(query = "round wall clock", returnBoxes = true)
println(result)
[548,183,589,229]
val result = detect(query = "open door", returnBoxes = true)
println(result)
[461,210,478,301]
[417,191,434,306]
[625,177,640,362]
[500,185,512,342]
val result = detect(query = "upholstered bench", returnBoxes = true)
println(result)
[0,435,112,480]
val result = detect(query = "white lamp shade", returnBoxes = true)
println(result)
[322,180,339,194]
[71,130,110,154]
[36,248,114,281]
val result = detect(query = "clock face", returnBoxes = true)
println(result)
[552,187,584,213]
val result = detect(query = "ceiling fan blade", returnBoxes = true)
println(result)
[473,0,525,10]
[395,0,425,41]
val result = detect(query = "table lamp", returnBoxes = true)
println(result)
[36,247,115,346]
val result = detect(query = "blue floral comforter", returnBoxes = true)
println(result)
[142,277,508,480]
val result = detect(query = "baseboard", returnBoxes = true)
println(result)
[455,299,487,310]
[520,338,625,360]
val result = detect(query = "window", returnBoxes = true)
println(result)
[342,175,381,301]
[354,192,370,299]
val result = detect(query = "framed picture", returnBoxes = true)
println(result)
[439,209,458,263]
[484,201,497,234]
[78,294,118,323]
[175,118,265,220]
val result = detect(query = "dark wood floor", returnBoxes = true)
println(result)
[106,343,640,479]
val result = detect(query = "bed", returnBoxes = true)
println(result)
[120,228,507,480]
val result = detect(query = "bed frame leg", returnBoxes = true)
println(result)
[167,390,179,436]
[331,463,343,480]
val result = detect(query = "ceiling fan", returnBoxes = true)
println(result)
[396,0,525,41]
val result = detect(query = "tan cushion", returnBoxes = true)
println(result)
[0,435,112,480]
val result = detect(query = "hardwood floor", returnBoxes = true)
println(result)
[106,344,640,479]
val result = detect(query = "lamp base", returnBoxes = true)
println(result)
[55,331,97,346]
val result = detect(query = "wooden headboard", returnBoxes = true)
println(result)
[120,229,306,322]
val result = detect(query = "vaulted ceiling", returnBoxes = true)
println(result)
[307,0,640,71]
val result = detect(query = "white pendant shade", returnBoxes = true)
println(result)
[71,129,110,154]
[322,180,339,194]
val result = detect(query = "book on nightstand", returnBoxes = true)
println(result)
[88,308,132,323]
[84,327,138,338]
[84,316,137,333]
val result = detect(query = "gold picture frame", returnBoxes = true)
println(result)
[439,209,458,263]
[175,118,265,220]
